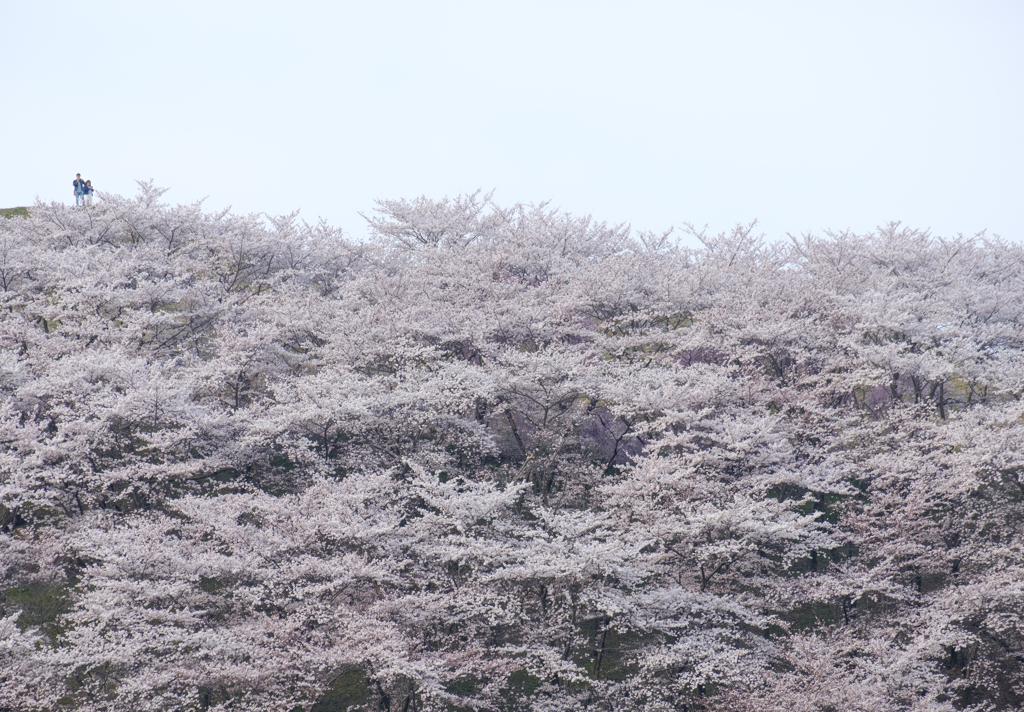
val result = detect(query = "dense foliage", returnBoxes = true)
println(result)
[2,185,1022,711]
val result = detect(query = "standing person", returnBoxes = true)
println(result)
[73,173,86,206]
[85,180,95,206]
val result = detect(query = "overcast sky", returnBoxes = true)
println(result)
[3,1,1022,245]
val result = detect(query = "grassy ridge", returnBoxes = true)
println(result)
[0,207,29,219]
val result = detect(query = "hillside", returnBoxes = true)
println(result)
[0,206,30,219]
[1,185,1022,711]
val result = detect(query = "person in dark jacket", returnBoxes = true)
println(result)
[73,173,86,206]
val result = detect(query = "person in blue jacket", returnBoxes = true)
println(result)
[85,180,95,206]
[73,174,87,206]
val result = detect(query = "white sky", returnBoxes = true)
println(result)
[3,1,1022,245]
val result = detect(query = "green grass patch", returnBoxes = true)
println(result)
[499,669,543,711]
[5,582,72,642]
[1,206,29,219]
[311,668,374,712]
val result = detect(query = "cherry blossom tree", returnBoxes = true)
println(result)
[1,187,1022,710]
